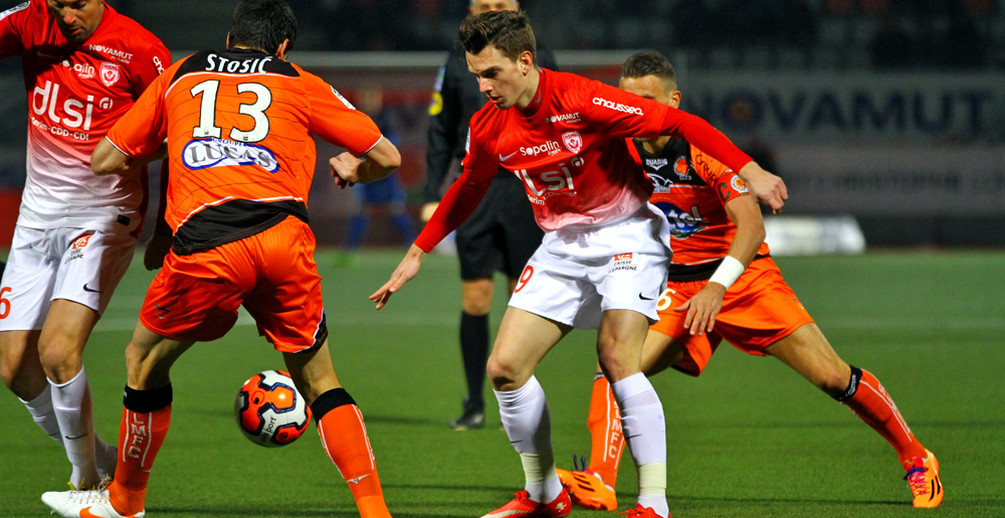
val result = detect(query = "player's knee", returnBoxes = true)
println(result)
[486,356,525,390]
[37,339,83,382]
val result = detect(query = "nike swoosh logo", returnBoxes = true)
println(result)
[154,303,171,313]
[80,507,102,518]
[82,284,102,293]
[65,434,87,440]
[639,293,655,301]
[486,511,535,517]
[346,474,370,485]
[499,151,518,162]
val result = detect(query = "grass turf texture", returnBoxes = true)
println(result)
[1,248,1002,517]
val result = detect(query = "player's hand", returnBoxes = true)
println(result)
[673,282,726,335]
[329,152,361,189]
[370,244,426,310]
[738,162,787,214]
[142,232,172,271]
[420,202,439,222]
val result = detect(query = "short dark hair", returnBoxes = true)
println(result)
[459,10,536,64]
[228,0,298,55]
[621,50,677,86]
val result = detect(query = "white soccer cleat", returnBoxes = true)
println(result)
[41,489,144,518]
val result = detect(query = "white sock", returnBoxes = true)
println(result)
[50,367,100,489]
[611,373,669,517]
[19,383,64,445]
[494,376,562,503]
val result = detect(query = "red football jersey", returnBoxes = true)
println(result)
[0,0,170,231]
[416,69,752,251]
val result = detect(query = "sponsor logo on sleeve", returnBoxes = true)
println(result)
[592,97,644,116]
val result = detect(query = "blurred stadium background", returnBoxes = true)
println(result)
[1,0,1002,250]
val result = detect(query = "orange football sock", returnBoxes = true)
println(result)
[318,404,391,518]
[109,405,171,516]
[586,373,624,486]
[843,369,927,468]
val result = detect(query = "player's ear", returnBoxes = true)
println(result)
[276,39,290,60]
[670,90,682,109]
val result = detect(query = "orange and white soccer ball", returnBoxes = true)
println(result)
[235,369,312,447]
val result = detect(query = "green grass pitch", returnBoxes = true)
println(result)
[1,248,1003,517]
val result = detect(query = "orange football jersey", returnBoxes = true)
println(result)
[106,48,383,253]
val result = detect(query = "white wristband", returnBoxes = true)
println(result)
[708,256,745,290]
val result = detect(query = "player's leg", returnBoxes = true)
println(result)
[766,323,941,507]
[284,341,391,518]
[42,228,137,489]
[559,328,688,511]
[452,203,501,430]
[483,307,571,516]
[386,198,417,244]
[0,330,63,443]
[0,227,65,446]
[37,299,113,490]
[454,277,494,429]
[596,309,669,518]
[41,323,192,518]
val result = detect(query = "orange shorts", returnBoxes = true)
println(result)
[139,216,327,352]
[649,256,813,376]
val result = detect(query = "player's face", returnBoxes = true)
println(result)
[619,74,681,147]
[47,0,104,44]
[618,75,679,108]
[467,45,534,110]
[470,0,519,14]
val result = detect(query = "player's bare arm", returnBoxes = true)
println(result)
[329,136,401,189]
[91,137,166,176]
[737,161,788,213]
[675,192,765,335]
[370,243,426,309]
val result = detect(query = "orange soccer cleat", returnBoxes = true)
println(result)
[905,449,943,508]
[555,468,617,511]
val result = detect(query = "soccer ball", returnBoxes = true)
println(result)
[235,369,312,447]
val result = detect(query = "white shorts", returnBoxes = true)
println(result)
[0,225,136,331]
[508,205,672,329]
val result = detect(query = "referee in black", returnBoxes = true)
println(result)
[423,0,556,430]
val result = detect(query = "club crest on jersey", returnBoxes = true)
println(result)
[674,157,692,180]
[562,131,582,154]
[99,62,119,87]
[183,138,280,173]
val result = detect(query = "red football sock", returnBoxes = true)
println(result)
[318,404,390,518]
[109,405,171,516]
[843,369,927,468]
[586,374,624,486]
